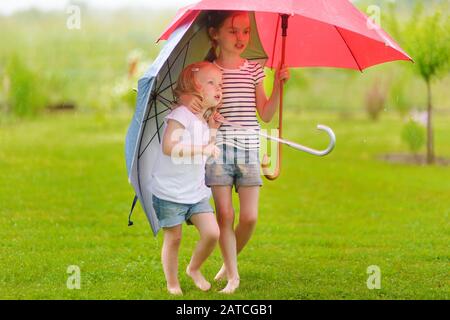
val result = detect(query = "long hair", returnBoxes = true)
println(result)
[203,10,246,62]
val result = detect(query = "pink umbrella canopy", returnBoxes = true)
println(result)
[158,0,412,70]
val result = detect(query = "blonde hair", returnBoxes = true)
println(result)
[174,61,220,121]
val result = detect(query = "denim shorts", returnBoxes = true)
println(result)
[152,195,214,228]
[205,144,262,191]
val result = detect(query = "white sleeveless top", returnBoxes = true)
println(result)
[151,106,211,204]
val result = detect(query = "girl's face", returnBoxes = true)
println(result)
[212,13,251,56]
[196,66,223,108]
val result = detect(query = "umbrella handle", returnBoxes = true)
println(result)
[262,14,289,180]
[217,120,336,173]
[261,125,337,178]
[264,124,336,156]
[261,146,281,180]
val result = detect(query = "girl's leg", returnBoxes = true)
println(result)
[235,186,259,253]
[212,186,240,293]
[162,225,183,295]
[186,213,220,291]
[215,186,259,282]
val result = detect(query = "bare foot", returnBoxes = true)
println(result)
[214,264,227,282]
[186,265,211,291]
[167,286,183,295]
[219,278,240,294]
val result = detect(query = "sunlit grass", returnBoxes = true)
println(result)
[0,110,449,299]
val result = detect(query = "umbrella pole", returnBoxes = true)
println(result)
[262,14,289,180]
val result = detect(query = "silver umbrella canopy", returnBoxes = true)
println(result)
[125,13,267,236]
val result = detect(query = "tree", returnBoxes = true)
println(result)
[387,3,450,164]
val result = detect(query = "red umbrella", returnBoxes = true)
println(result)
[158,0,412,179]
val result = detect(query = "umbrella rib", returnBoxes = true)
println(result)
[154,39,192,100]
[139,120,165,159]
[154,48,184,94]
[183,38,190,69]
[157,83,179,98]
[156,95,174,108]
[270,15,281,69]
[143,107,171,122]
[136,80,155,160]
[154,27,202,95]
[166,61,177,103]
[138,95,156,158]
[334,26,363,72]
[154,99,162,144]
[138,77,160,159]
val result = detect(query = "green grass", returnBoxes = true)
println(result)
[0,110,449,299]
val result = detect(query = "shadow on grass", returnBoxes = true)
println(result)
[379,153,450,166]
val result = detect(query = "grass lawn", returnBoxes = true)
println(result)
[0,110,449,299]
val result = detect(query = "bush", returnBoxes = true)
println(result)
[389,76,413,117]
[365,81,387,121]
[401,119,425,154]
[5,55,47,117]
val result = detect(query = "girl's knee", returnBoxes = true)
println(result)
[217,208,235,225]
[165,235,181,246]
[164,228,182,246]
[202,225,220,243]
[165,236,181,247]
[240,212,258,227]
[211,225,221,242]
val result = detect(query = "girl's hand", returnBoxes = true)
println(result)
[208,111,225,129]
[202,143,221,159]
[274,64,290,85]
[179,94,203,113]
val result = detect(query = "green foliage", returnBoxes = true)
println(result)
[0,10,165,118]
[386,1,450,85]
[386,1,449,163]
[0,67,6,113]
[4,55,47,117]
[399,3,450,83]
[389,76,412,116]
[0,5,448,121]
[401,119,425,154]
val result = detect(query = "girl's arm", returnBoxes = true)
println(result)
[256,65,290,123]
[207,111,224,144]
[162,119,219,158]
[208,128,218,145]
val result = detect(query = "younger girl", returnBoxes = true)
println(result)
[151,61,224,295]
[181,11,290,293]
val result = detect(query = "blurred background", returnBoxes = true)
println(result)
[0,0,448,163]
